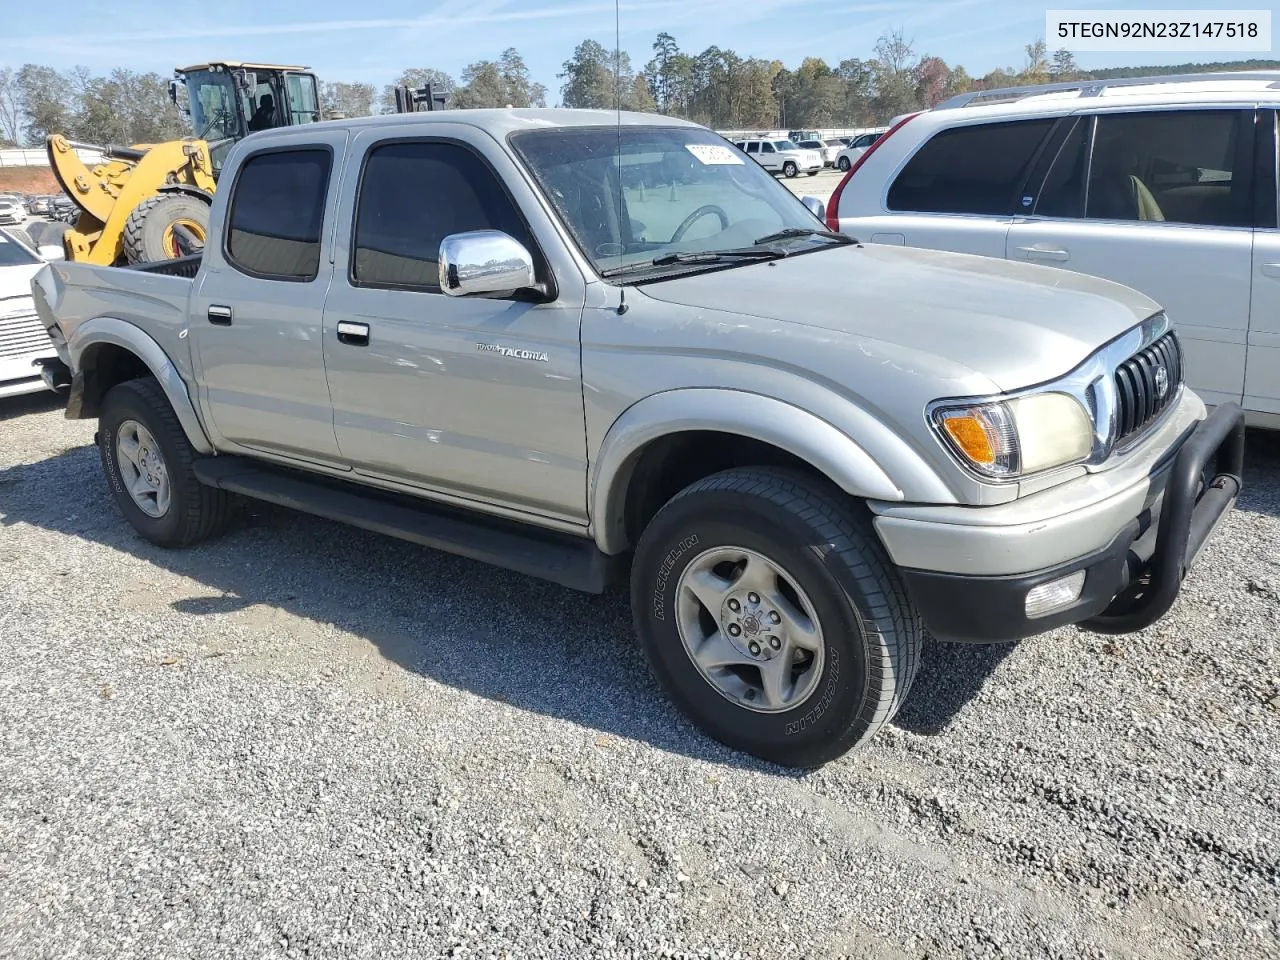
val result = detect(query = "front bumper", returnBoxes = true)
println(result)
[895,402,1245,643]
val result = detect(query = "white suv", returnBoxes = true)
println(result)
[823,71,1280,426]
[733,139,823,178]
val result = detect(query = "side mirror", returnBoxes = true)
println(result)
[439,230,537,298]
[37,245,65,261]
[800,195,826,221]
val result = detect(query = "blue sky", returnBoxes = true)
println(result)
[2,0,1276,98]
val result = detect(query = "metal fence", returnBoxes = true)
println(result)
[0,147,105,167]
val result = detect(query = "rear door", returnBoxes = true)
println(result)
[189,130,347,463]
[852,117,1058,257]
[1247,108,1280,418]
[1007,106,1257,407]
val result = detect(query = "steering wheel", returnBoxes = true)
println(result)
[671,204,729,242]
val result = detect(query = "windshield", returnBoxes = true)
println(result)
[183,69,244,171]
[0,231,40,266]
[510,126,830,279]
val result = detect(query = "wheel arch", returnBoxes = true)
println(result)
[155,184,215,204]
[590,389,907,555]
[66,317,214,454]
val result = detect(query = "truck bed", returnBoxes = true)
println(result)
[31,255,199,380]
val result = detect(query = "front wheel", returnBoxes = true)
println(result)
[782,161,798,178]
[631,468,923,767]
[838,156,851,171]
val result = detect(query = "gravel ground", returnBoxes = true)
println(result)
[1,391,1278,960]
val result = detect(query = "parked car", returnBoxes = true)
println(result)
[51,196,77,223]
[33,109,1243,767]
[0,227,63,398]
[0,195,28,225]
[823,71,1280,427]
[834,131,885,171]
[733,138,824,177]
[27,196,51,215]
[796,139,840,167]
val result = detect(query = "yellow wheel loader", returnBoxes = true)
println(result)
[47,62,323,266]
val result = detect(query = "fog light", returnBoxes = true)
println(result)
[1024,571,1086,619]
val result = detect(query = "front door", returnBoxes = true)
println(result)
[1007,107,1257,407]
[189,131,347,463]
[320,130,589,523]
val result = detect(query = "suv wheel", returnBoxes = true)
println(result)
[631,467,922,767]
[838,156,851,171]
[99,378,237,547]
[782,161,798,178]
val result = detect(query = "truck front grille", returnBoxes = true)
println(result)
[0,298,51,361]
[1114,331,1182,444]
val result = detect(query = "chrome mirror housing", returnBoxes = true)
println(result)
[438,230,537,298]
[800,195,825,221]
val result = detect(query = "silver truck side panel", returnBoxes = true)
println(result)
[66,316,213,453]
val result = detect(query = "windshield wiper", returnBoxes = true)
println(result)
[600,248,787,278]
[753,227,855,246]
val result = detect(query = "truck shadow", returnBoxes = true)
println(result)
[6,432,1276,766]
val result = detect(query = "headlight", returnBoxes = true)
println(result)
[932,392,1093,479]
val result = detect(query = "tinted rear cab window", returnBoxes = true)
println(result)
[226,149,332,280]
[888,119,1056,215]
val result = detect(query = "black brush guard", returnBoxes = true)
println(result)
[1084,401,1246,635]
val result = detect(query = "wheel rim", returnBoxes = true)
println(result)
[161,218,206,259]
[674,546,825,714]
[115,419,171,518]
[839,158,850,171]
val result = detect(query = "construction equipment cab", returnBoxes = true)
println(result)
[47,61,321,267]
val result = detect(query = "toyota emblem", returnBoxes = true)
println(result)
[1154,364,1169,400]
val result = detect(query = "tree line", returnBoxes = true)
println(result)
[2,33,1276,148]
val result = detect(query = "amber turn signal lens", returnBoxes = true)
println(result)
[940,414,996,466]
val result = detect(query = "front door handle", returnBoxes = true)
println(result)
[1261,262,1280,278]
[336,320,370,346]
[1015,245,1070,263]
[207,304,232,325]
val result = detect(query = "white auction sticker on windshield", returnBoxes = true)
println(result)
[685,144,744,165]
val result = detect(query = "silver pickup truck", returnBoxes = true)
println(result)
[33,109,1245,767]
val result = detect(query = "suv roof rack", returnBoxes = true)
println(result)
[934,70,1280,111]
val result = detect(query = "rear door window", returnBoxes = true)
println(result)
[887,118,1056,215]
[1083,109,1253,227]
[226,148,332,280]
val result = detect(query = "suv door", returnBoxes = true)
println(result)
[866,117,1058,258]
[189,131,347,462]
[1247,108,1280,419]
[758,141,780,172]
[320,129,589,523]
[1007,107,1257,408]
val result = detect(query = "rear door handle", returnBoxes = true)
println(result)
[1015,245,1070,263]
[207,304,232,325]
[336,320,370,346]
[1261,262,1280,278]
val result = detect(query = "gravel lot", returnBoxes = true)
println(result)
[1,391,1278,960]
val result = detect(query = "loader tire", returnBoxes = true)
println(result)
[122,194,210,264]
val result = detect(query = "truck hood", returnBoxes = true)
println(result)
[639,242,1160,392]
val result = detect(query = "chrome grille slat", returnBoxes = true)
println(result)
[0,311,51,360]
[1113,331,1182,445]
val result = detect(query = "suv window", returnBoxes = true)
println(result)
[226,148,331,280]
[887,118,1056,215]
[1084,110,1251,227]
[352,140,533,291]
[761,143,775,154]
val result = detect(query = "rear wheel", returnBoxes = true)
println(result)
[122,194,209,264]
[99,378,236,547]
[631,467,923,767]
[782,161,798,178]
